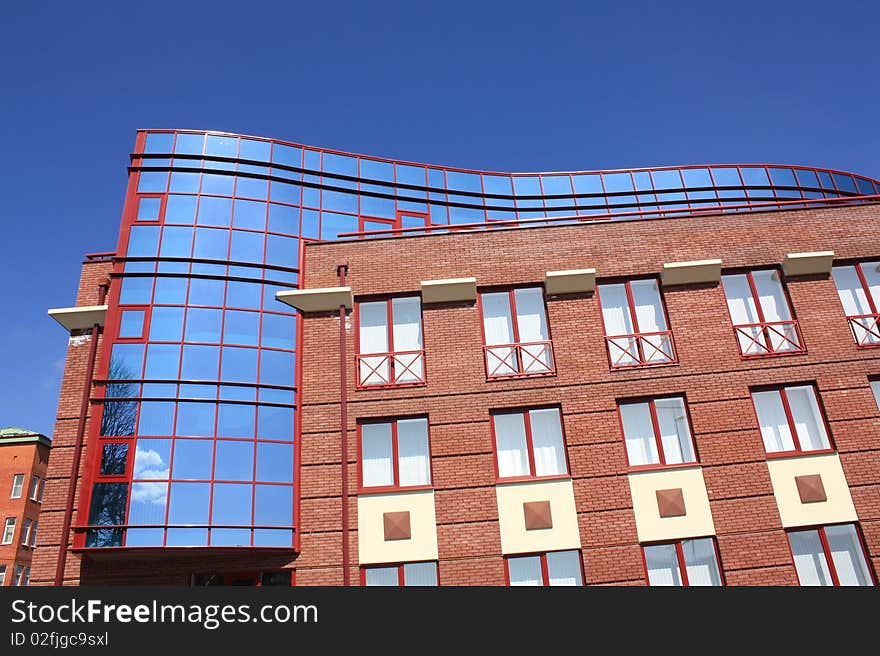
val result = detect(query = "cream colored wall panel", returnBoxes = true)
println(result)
[357,490,438,565]
[766,453,857,528]
[628,467,715,543]
[496,479,580,555]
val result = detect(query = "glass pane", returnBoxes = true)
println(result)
[108,344,144,379]
[175,402,215,437]
[214,440,254,481]
[364,567,399,586]
[133,439,171,480]
[507,555,542,586]
[529,408,566,476]
[168,482,210,524]
[546,550,583,586]
[258,350,294,386]
[752,390,795,452]
[392,297,422,350]
[403,562,438,586]
[630,279,667,333]
[87,482,128,527]
[644,544,682,586]
[722,274,759,325]
[171,439,213,479]
[481,292,515,346]
[397,418,430,486]
[789,529,833,586]
[144,344,180,379]
[784,386,830,451]
[211,483,252,525]
[129,482,168,525]
[261,313,296,349]
[165,195,198,224]
[752,270,792,323]
[619,403,660,466]
[361,423,394,487]
[872,381,880,411]
[654,398,694,464]
[180,345,219,380]
[257,405,294,441]
[253,485,292,526]
[493,413,529,477]
[256,442,294,482]
[831,266,873,316]
[824,524,872,586]
[100,400,137,437]
[514,288,549,343]
[598,284,633,336]
[682,538,722,586]
[100,443,128,475]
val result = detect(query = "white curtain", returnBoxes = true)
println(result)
[862,261,880,308]
[546,550,583,586]
[644,544,682,586]
[493,413,529,477]
[364,566,399,586]
[872,381,880,410]
[751,390,795,452]
[682,538,721,586]
[619,402,659,466]
[600,284,638,367]
[723,273,764,353]
[514,288,551,372]
[392,297,423,382]
[529,409,567,476]
[358,302,390,384]
[654,398,694,464]
[403,562,438,586]
[507,555,542,586]
[397,418,431,486]
[632,280,671,363]
[482,292,517,375]
[832,266,871,316]
[825,524,872,586]
[753,270,797,351]
[789,530,832,586]
[361,423,393,486]
[785,386,830,451]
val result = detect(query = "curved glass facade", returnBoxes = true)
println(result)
[77,129,880,549]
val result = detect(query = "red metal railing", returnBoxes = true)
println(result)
[733,320,805,357]
[846,314,880,348]
[356,350,426,387]
[605,331,676,368]
[484,341,555,378]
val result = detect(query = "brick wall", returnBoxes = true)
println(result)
[296,203,880,585]
[0,440,48,584]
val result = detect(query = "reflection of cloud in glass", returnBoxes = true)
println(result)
[131,481,168,506]
[133,447,170,480]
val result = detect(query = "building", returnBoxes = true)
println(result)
[0,428,50,586]
[32,128,880,586]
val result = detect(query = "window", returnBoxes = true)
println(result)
[10,474,24,499]
[28,476,40,501]
[643,538,723,586]
[30,521,37,547]
[2,518,15,544]
[597,279,676,368]
[38,479,45,503]
[0,565,6,586]
[357,297,425,387]
[480,288,554,378]
[721,269,804,356]
[505,550,584,586]
[359,417,431,489]
[21,567,29,587]
[491,408,568,480]
[618,396,696,467]
[362,562,438,586]
[13,565,24,587]
[750,384,831,454]
[831,261,880,347]
[872,379,880,410]
[788,524,874,586]
[21,519,32,546]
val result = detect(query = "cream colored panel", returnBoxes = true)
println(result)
[357,490,438,565]
[275,287,352,312]
[628,467,715,543]
[544,269,596,296]
[782,251,834,277]
[420,277,477,303]
[496,479,580,555]
[660,259,722,286]
[48,305,108,332]
[766,453,857,528]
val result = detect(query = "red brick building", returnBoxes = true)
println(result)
[0,428,50,586]
[31,129,880,585]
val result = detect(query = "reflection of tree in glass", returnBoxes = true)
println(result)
[100,443,128,475]
[86,482,129,547]
[100,360,138,437]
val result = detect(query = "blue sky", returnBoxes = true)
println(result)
[1,1,878,436]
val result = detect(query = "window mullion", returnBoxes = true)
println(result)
[625,281,646,363]
[676,542,690,586]
[817,527,841,586]
[386,299,395,381]
[854,263,879,315]
[391,420,400,487]
[778,388,803,452]
[746,271,773,352]
[648,400,666,465]
[540,553,550,586]
[523,411,538,477]
[398,564,405,586]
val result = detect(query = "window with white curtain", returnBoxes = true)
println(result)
[480,288,553,377]
[357,297,424,386]
[362,561,438,586]
[21,519,32,546]
[872,380,880,411]
[1,517,15,544]
[13,565,24,587]
[722,269,802,355]
[750,385,831,454]
[0,565,6,586]
[10,474,24,499]
[831,261,880,347]
[359,417,430,489]
[491,408,567,479]
[29,476,40,501]
[644,538,722,586]
[597,279,674,367]
[788,524,873,586]
[618,396,696,467]
[506,550,583,586]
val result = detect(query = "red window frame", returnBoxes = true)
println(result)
[115,305,151,341]
[354,296,426,389]
[356,416,433,493]
[616,395,699,470]
[477,286,556,380]
[489,406,570,482]
[502,550,585,586]
[596,278,677,369]
[720,268,805,358]
[785,523,876,587]
[834,260,880,348]
[748,383,835,457]
[359,561,439,586]
[133,194,166,224]
[640,537,725,586]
